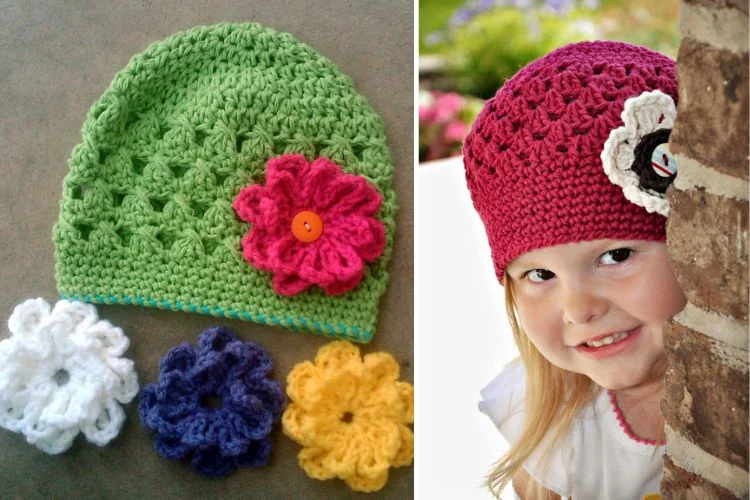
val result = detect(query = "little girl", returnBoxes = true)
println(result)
[463,41,686,499]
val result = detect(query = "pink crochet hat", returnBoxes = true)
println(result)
[464,41,678,282]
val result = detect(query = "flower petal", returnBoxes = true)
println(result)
[301,157,347,202]
[315,174,382,219]
[266,154,312,184]
[307,371,359,418]
[50,300,98,338]
[191,446,237,477]
[320,272,364,295]
[241,228,276,271]
[154,434,192,460]
[80,398,125,446]
[390,425,414,468]
[298,446,337,480]
[239,345,273,380]
[234,405,274,442]
[25,422,79,455]
[154,370,197,403]
[286,240,365,295]
[281,403,311,443]
[235,437,273,467]
[271,235,316,275]
[233,184,265,223]
[216,411,257,456]
[354,384,403,422]
[326,215,386,263]
[198,326,238,355]
[159,343,197,375]
[233,378,285,421]
[319,427,358,477]
[315,341,362,372]
[343,470,389,493]
[139,382,197,435]
[94,355,138,405]
[363,352,401,385]
[234,185,293,234]
[286,361,322,406]
[395,381,415,424]
[8,298,51,337]
[272,272,312,296]
[182,410,221,448]
[316,241,364,284]
[38,382,95,429]
[259,156,309,218]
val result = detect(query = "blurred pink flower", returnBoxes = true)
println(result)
[419,89,483,163]
[419,107,436,123]
[443,120,469,143]
[433,92,464,122]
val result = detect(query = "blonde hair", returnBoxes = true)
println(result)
[484,271,599,498]
[485,271,669,498]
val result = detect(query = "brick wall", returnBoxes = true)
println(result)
[662,0,749,498]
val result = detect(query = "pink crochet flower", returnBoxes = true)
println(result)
[233,154,386,297]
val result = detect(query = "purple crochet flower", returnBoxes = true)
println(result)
[139,326,286,477]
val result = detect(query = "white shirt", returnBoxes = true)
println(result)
[479,360,665,499]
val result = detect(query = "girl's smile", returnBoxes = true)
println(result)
[506,239,687,390]
[572,325,641,359]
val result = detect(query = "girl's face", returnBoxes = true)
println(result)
[506,239,686,390]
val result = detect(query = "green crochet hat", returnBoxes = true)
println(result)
[53,23,396,343]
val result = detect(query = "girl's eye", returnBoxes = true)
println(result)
[600,248,633,265]
[526,269,556,283]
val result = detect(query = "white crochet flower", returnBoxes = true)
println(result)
[601,89,677,216]
[0,298,139,454]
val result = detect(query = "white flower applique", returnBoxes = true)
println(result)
[601,90,678,216]
[0,298,139,454]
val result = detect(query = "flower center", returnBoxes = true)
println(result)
[291,211,324,243]
[200,394,223,409]
[52,369,70,387]
[340,411,354,424]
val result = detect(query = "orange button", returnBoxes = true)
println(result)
[291,211,324,243]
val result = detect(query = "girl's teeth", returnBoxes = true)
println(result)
[586,332,629,348]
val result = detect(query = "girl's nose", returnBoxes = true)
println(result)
[562,284,609,325]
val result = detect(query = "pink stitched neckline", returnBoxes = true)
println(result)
[607,390,666,446]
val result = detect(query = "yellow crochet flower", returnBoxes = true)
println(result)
[282,340,414,492]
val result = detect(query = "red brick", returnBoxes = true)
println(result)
[666,187,749,321]
[684,0,750,15]
[670,38,749,180]
[662,321,749,470]
[662,456,738,499]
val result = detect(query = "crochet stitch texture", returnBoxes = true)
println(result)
[233,154,386,296]
[0,298,139,454]
[463,41,677,281]
[54,23,396,343]
[601,90,677,216]
[282,340,414,492]
[139,326,285,477]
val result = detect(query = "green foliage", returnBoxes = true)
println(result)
[592,1,680,59]
[420,1,680,99]
[419,0,465,53]
[447,8,594,99]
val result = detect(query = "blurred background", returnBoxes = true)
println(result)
[417,2,680,498]
[418,0,679,162]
